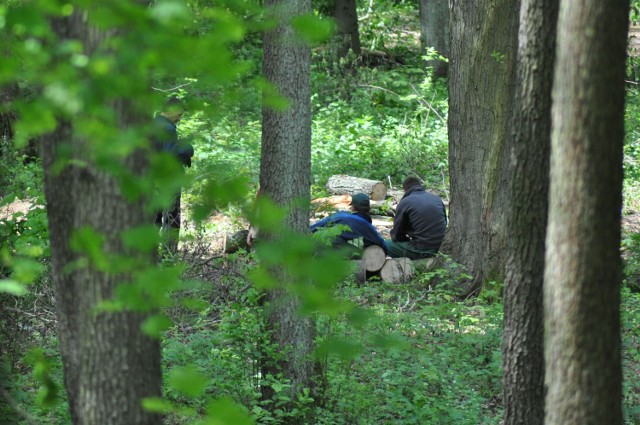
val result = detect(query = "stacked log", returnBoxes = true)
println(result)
[362,245,386,272]
[326,175,387,201]
[380,257,415,283]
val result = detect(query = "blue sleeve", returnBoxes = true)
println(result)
[348,217,388,254]
[310,216,332,232]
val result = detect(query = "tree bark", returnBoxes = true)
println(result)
[544,0,628,423]
[326,174,387,200]
[333,0,361,57]
[260,0,317,412]
[43,11,162,425]
[442,0,520,292]
[418,0,449,78]
[502,0,558,423]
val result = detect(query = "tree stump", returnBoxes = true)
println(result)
[326,175,387,201]
[362,245,386,272]
[380,257,415,283]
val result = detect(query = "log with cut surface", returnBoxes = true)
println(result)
[362,245,387,272]
[326,175,387,201]
[380,257,415,283]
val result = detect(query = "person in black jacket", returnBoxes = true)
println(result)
[386,176,447,259]
[152,97,194,251]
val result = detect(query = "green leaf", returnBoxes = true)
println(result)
[121,225,161,253]
[70,226,108,270]
[141,314,172,338]
[149,0,191,24]
[203,397,255,425]
[11,257,43,284]
[167,365,208,398]
[291,14,334,44]
[142,397,175,413]
[0,279,27,296]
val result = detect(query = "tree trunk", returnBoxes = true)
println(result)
[418,0,449,78]
[502,0,558,423]
[43,12,162,424]
[442,0,520,292]
[326,174,387,200]
[260,0,317,412]
[544,1,628,424]
[333,0,361,57]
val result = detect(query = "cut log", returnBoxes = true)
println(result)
[362,245,386,272]
[352,259,367,283]
[380,257,415,283]
[326,175,387,201]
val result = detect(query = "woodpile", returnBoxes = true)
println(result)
[357,246,431,284]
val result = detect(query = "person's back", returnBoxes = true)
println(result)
[387,176,447,259]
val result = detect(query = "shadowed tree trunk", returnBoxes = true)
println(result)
[418,0,449,78]
[43,11,162,424]
[442,0,520,292]
[544,0,629,423]
[501,0,558,423]
[259,0,317,414]
[333,0,360,58]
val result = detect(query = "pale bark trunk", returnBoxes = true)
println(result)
[418,0,449,78]
[443,0,520,293]
[44,11,162,424]
[544,0,628,423]
[502,0,558,423]
[260,0,317,411]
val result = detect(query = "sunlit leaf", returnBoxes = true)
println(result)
[0,279,27,296]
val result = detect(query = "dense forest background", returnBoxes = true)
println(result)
[1,0,640,424]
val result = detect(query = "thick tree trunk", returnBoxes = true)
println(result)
[326,174,387,200]
[44,12,162,425]
[442,0,519,292]
[544,0,628,423]
[501,0,558,423]
[260,0,317,411]
[418,0,449,78]
[333,0,361,57]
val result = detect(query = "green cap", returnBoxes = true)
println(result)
[350,193,370,208]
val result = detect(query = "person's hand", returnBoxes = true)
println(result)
[247,226,259,247]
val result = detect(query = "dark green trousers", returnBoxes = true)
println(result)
[385,240,437,260]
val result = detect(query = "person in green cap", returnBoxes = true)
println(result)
[310,193,388,258]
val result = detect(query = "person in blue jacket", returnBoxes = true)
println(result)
[311,193,388,259]
[152,96,194,250]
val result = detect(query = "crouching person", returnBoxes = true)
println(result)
[311,193,388,259]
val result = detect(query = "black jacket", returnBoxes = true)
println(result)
[152,115,194,167]
[390,185,447,251]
